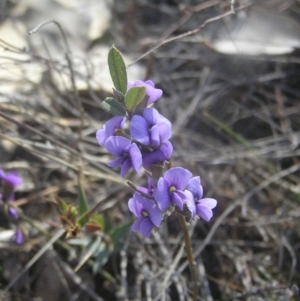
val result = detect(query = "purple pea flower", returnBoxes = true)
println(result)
[142,141,173,171]
[127,80,162,104]
[0,170,22,189]
[105,136,142,177]
[15,228,25,245]
[155,167,192,211]
[186,177,217,221]
[8,207,19,220]
[96,116,126,147]
[130,108,171,147]
[0,170,22,203]
[128,192,162,238]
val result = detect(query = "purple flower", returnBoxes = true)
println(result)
[127,80,162,104]
[15,228,25,245]
[8,207,19,219]
[186,177,217,221]
[130,108,171,147]
[96,116,126,147]
[105,136,142,177]
[155,167,192,211]
[0,170,22,189]
[142,141,173,171]
[128,192,162,238]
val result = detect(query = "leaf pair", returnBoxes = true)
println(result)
[101,46,146,116]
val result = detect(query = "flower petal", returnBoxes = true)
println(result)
[132,217,143,232]
[128,197,143,217]
[121,158,132,178]
[184,190,196,219]
[156,122,171,143]
[199,198,217,209]
[172,191,184,211]
[164,167,192,190]
[150,125,160,147]
[196,204,213,221]
[148,205,162,227]
[186,177,203,200]
[140,218,154,238]
[105,136,131,157]
[129,143,142,174]
[96,128,106,147]
[155,178,171,211]
[143,108,159,125]
[130,115,150,145]
[107,157,123,168]
[142,141,173,170]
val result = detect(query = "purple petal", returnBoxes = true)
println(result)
[142,141,173,170]
[96,129,106,147]
[164,167,192,190]
[129,143,142,174]
[150,125,160,147]
[199,198,217,209]
[140,218,154,238]
[196,205,213,221]
[148,205,162,227]
[144,80,154,87]
[172,191,184,211]
[105,136,131,156]
[185,190,196,219]
[9,207,18,219]
[155,178,171,211]
[130,115,150,145]
[121,158,132,178]
[143,108,159,125]
[0,171,22,188]
[186,177,203,200]
[128,197,143,217]
[156,122,172,142]
[132,217,143,232]
[127,82,134,90]
[15,228,25,245]
[107,157,123,168]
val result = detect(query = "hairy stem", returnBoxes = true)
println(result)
[179,215,198,301]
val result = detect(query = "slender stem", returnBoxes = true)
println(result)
[179,215,198,301]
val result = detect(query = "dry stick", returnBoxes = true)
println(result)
[179,215,198,301]
[128,3,252,67]
[0,110,122,181]
[178,162,300,275]
[29,20,85,155]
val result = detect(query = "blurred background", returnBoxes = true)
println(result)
[1,0,300,300]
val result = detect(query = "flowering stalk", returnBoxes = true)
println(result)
[179,215,198,301]
[96,46,218,299]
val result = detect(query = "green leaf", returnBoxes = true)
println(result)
[108,46,127,95]
[93,246,111,274]
[78,178,89,227]
[124,86,146,111]
[109,223,131,249]
[74,236,102,272]
[91,214,105,232]
[101,98,126,116]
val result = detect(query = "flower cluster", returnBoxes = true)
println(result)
[0,169,25,244]
[97,78,217,238]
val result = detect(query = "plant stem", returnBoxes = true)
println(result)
[179,215,198,301]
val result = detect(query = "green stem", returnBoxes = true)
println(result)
[179,215,198,301]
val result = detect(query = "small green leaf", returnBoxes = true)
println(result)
[108,46,127,95]
[78,178,89,227]
[91,214,105,231]
[93,246,111,274]
[74,236,102,272]
[109,223,131,249]
[124,86,146,111]
[101,98,126,116]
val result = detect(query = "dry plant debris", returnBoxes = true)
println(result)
[0,0,300,300]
